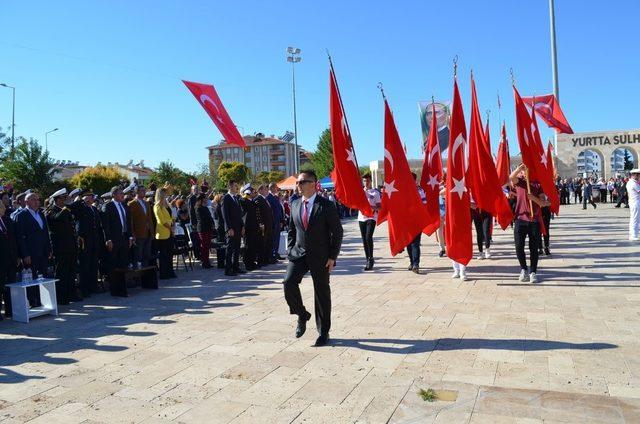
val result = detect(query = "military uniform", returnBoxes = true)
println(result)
[46,204,79,304]
[69,200,101,296]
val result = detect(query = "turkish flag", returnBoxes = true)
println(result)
[522,94,573,134]
[419,102,443,236]
[546,141,555,179]
[467,77,513,230]
[444,80,472,266]
[514,86,541,182]
[182,80,246,147]
[329,65,373,216]
[377,99,429,256]
[531,107,560,214]
[495,122,511,187]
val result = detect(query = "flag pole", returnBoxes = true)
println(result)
[525,168,534,220]
[327,50,362,173]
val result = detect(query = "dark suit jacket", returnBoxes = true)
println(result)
[221,193,243,233]
[14,208,51,260]
[187,194,198,227]
[128,198,154,239]
[266,192,283,228]
[254,195,274,232]
[102,200,132,246]
[287,195,343,264]
[0,216,19,269]
[46,204,77,255]
[240,196,259,233]
[195,205,214,234]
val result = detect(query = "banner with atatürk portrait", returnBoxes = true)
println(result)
[418,101,450,152]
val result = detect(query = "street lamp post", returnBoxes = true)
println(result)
[0,83,15,155]
[549,0,560,155]
[286,47,301,174]
[45,128,59,151]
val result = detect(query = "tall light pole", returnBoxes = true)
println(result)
[287,46,301,174]
[0,83,15,155]
[45,128,59,151]
[549,0,560,156]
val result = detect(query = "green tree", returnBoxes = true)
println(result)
[268,170,285,183]
[255,171,271,185]
[150,160,192,195]
[624,149,634,171]
[217,161,250,188]
[0,138,56,194]
[69,165,125,196]
[310,128,333,179]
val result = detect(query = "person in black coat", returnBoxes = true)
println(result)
[101,186,133,277]
[14,192,51,306]
[195,194,214,268]
[186,185,201,259]
[283,171,343,347]
[46,188,81,305]
[69,190,102,297]
[221,180,244,276]
[0,200,19,318]
[255,185,274,266]
[239,186,261,271]
[213,195,226,269]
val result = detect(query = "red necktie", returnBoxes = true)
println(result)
[302,200,309,230]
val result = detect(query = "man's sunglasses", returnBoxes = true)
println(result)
[296,180,314,185]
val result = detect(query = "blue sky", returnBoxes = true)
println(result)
[1,0,639,173]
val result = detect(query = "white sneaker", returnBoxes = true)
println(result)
[519,270,528,282]
[477,253,485,260]
[459,270,467,281]
[484,248,491,259]
[529,272,538,283]
[451,271,460,279]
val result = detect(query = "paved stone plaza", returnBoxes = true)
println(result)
[0,203,639,423]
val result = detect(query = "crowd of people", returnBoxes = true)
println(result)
[555,175,633,208]
[0,179,341,318]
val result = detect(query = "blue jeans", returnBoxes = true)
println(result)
[406,233,421,267]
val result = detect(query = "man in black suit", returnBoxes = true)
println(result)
[14,192,51,306]
[186,184,201,259]
[255,185,274,266]
[239,185,260,271]
[101,186,133,276]
[69,190,102,296]
[283,170,343,347]
[46,188,80,304]
[221,180,245,276]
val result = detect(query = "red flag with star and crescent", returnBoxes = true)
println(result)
[531,107,561,214]
[467,77,513,229]
[522,94,573,134]
[377,99,429,256]
[445,79,472,265]
[419,102,442,236]
[182,80,246,147]
[546,141,555,179]
[513,86,560,214]
[495,122,511,187]
[328,63,373,216]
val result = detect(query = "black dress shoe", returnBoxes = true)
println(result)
[438,249,446,257]
[296,311,312,338]
[363,259,373,271]
[313,334,329,347]
[544,248,551,256]
[412,266,420,274]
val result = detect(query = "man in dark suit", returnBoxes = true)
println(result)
[101,186,133,276]
[46,188,80,305]
[14,192,51,306]
[267,183,284,260]
[239,185,260,271]
[128,185,154,267]
[255,185,274,266]
[69,190,102,296]
[283,170,343,347]
[186,185,201,259]
[221,180,245,276]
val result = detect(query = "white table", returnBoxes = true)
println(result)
[6,279,59,323]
